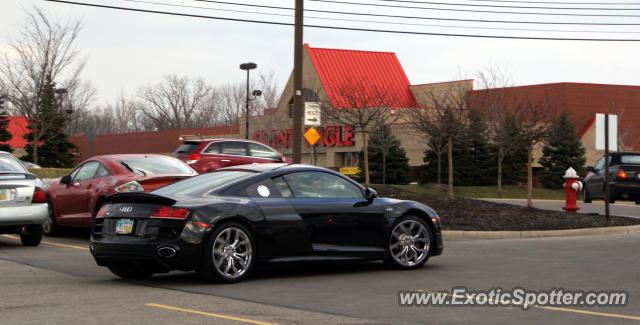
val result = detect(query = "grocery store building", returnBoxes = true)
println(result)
[63,44,640,174]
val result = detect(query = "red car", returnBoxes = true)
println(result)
[44,154,197,235]
[173,139,289,174]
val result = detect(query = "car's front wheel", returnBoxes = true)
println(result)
[20,225,43,246]
[385,216,433,270]
[107,266,153,279]
[197,222,256,283]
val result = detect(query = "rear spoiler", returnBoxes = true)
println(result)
[105,192,177,206]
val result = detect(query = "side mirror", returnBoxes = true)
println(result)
[365,187,378,203]
[586,166,596,173]
[60,175,72,185]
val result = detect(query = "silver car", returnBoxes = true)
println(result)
[0,151,48,246]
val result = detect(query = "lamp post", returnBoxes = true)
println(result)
[54,88,70,133]
[240,62,257,139]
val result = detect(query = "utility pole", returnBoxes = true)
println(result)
[292,0,303,163]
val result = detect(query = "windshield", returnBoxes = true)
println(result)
[151,171,255,197]
[0,154,28,173]
[119,157,195,175]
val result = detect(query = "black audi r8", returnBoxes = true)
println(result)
[90,163,443,283]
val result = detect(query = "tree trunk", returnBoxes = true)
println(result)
[33,143,38,165]
[447,136,454,200]
[497,146,503,199]
[527,146,533,208]
[382,150,387,185]
[362,132,370,187]
[436,151,442,185]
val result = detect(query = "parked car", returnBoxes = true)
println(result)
[172,139,289,174]
[89,163,443,282]
[45,154,197,235]
[20,161,42,169]
[583,152,640,204]
[0,151,48,246]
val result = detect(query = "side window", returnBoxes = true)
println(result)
[221,142,248,156]
[594,158,604,171]
[248,143,279,160]
[94,164,111,178]
[282,172,363,199]
[203,143,221,154]
[73,161,100,182]
[272,176,293,198]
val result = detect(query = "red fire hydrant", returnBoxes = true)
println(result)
[563,167,582,213]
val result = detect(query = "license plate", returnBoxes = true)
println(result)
[0,189,7,201]
[115,219,134,234]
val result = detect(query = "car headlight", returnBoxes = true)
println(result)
[114,180,144,193]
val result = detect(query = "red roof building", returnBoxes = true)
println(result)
[468,82,640,150]
[305,44,418,109]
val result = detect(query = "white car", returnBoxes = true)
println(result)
[0,151,48,246]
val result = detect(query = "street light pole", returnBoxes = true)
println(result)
[240,62,257,139]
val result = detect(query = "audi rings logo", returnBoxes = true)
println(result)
[119,206,133,213]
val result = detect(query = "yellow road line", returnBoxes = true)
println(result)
[418,290,640,321]
[538,306,640,321]
[145,303,279,325]
[1,234,89,250]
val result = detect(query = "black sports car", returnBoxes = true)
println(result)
[90,163,443,283]
[584,152,640,204]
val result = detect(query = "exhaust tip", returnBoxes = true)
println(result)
[157,246,177,258]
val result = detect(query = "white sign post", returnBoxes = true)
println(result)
[304,102,321,126]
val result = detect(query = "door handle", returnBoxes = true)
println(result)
[221,159,230,162]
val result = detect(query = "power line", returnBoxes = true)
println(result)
[451,0,640,5]
[43,0,640,41]
[194,0,640,25]
[122,0,640,34]
[372,0,640,10]
[308,0,640,17]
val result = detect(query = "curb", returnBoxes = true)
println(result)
[442,224,640,240]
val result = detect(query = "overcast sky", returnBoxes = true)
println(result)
[2,0,640,106]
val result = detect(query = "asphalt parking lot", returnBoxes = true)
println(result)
[2,232,639,324]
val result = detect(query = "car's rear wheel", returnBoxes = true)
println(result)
[43,200,61,236]
[385,216,432,270]
[20,225,43,246]
[107,266,153,279]
[197,222,256,283]
[583,188,592,203]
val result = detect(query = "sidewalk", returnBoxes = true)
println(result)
[479,198,640,219]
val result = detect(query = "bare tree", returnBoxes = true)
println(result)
[320,79,401,187]
[65,79,97,136]
[474,68,522,198]
[137,74,210,130]
[513,97,557,208]
[0,6,84,164]
[406,82,470,199]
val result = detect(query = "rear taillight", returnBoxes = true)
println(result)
[186,153,201,164]
[32,187,46,203]
[96,206,108,218]
[616,169,627,179]
[149,207,189,219]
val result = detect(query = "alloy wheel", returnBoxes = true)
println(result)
[212,226,253,279]
[389,219,430,267]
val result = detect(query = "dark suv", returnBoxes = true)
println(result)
[172,139,289,174]
[584,152,640,204]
